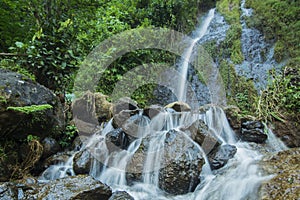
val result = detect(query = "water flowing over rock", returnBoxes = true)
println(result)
[180,118,220,154]
[34,6,292,199]
[73,150,92,174]
[158,129,205,195]
[208,144,237,170]
[106,128,130,151]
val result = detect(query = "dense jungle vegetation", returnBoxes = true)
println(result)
[0,0,299,124]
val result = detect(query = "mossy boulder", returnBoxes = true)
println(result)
[0,69,65,140]
[259,148,300,199]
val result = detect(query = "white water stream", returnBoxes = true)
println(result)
[178,9,215,102]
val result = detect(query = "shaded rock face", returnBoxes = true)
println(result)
[112,97,138,115]
[41,137,61,159]
[109,191,134,200]
[143,104,164,120]
[72,91,112,135]
[159,129,204,195]
[106,128,130,151]
[273,120,300,148]
[241,120,267,143]
[18,175,112,199]
[0,69,65,140]
[73,150,92,174]
[181,119,220,154]
[208,144,237,170]
[259,148,300,200]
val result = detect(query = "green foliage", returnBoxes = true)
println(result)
[59,124,78,147]
[0,95,7,104]
[0,146,7,162]
[0,0,35,51]
[255,69,300,123]
[7,104,53,114]
[0,59,36,81]
[216,0,243,64]
[26,134,40,142]
[217,60,257,115]
[1,0,214,100]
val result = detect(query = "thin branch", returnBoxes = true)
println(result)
[0,53,27,56]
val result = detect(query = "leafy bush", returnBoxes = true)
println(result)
[59,125,78,147]
[255,68,300,122]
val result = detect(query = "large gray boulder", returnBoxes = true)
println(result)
[158,129,204,195]
[24,175,112,199]
[0,69,65,140]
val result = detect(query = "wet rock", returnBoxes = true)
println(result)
[208,144,237,170]
[109,191,134,200]
[0,69,65,140]
[0,182,18,199]
[72,136,85,151]
[240,120,267,143]
[143,105,164,119]
[126,138,149,184]
[112,110,139,129]
[112,97,138,115]
[41,137,61,158]
[106,128,130,151]
[165,101,191,112]
[181,119,221,154]
[113,109,150,140]
[73,150,92,174]
[159,129,204,195]
[242,120,264,129]
[223,105,242,133]
[259,148,300,200]
[43,151,74,168]
[273,119,300,148]
[25,175,112,199]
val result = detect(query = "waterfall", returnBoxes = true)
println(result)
[38,7,289,200]
[178,9,215,102]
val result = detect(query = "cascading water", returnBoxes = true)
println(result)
[39,7,288,200]
[178,9,215,102]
